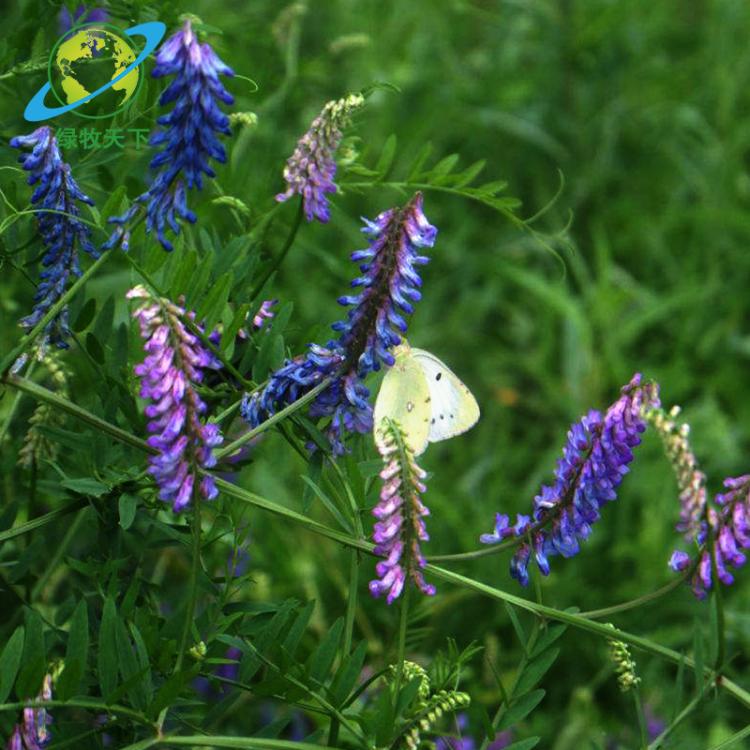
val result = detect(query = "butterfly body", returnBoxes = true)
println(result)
[374,342,480,454]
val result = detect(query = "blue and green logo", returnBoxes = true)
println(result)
[24,20,165,122]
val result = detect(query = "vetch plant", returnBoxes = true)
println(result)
[3,7,750,750]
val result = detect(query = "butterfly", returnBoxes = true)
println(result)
[373,342,480,455]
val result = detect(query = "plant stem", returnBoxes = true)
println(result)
[0,252,111,375]
[248,198,304,300]
[647,692,702,750]
[705,724,750,750]
[215,377,333,460]
[343,549,359,656]
[633,686,648,749]
[395,585,410,695]
[7,371,750,713]
[0,698,154,729]
[3,375,152,453]
[0,500,86,544]
[175,497,202,674]
[713,577,726,669]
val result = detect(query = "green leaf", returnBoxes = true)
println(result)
[116,617,148,710]
[299,476,352,532]
[98,598,119,699]
[118,493,138,530]
[129,623,153,704]
[452,159,486,188]
[497,689,545,731]
[61,477,110,497]
[85,332,105,364]
[406,142,433,181]
[529,623,567,658]
[101,184,127,221]
[301,453,323,513]
[16,610,45,699]
[375,134,397,179]
[309,617,344,684]
[72,298,97,332]
[282,600,315,658]
[428,153,460,181]
[198,271,234,332]
[330,640,368,706]
[0,626,24,703]
[514,648,559,696]
[693,619,705,697]
[503,603,527,650]
[503,739,541,750]
[57,599,89,699]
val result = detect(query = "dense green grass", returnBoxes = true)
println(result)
[2,1,750,747]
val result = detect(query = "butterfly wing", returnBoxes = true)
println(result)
[411,348,480,443]
[373,345,431,455]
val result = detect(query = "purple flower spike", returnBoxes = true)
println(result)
[58,5,108,33]
[277,94,364,222]
[369,418,436,604]
[104,20,234,251]
[242,193,436,454]
[252,299,277,330]
[675,475,750,598]
[7,726,23,750]
[482,375,660,586]
[10,127,97,353]
[6,673,53,750]
[128,285,223,511]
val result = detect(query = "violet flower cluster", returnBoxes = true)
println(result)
[6,674,53,750]
[242,192,436,454]
[58,4,107,32]
[481,374,660,586]
[369,418,435,604]
[670,475,750,598]
[276,93,364,222]
[128,286,223,511]
[104,20,234,252]
[10,127,97,353]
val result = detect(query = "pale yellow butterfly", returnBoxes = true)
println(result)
[373,342,480,455]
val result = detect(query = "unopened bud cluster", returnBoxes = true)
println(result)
[607,627,640,692]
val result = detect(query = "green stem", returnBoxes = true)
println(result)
[0,252,111,375]
[157,737,344,750]
[580,571,691,619]
[175,497,202,674]
[647,692,703,750]
[633,686,648,749]
[705,724,750,750]
[248,197,304,300]
[31,508,87,600]
[343,549,359,656]
[394,585,410,695]
[713,574,726,669]
[3,376,152,453]
[0,698,154,728]
[6,373,750,713]
[0,500,86,543]
[0,361,35,443]
[214,377,333,460]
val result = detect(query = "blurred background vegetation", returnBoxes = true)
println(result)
[2,0,750,747]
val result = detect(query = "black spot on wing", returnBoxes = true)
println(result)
[435,372,442,381]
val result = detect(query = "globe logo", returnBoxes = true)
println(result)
[50,23,139,118]
[24,21,166,122]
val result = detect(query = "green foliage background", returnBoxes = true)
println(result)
[1,1,750,748]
